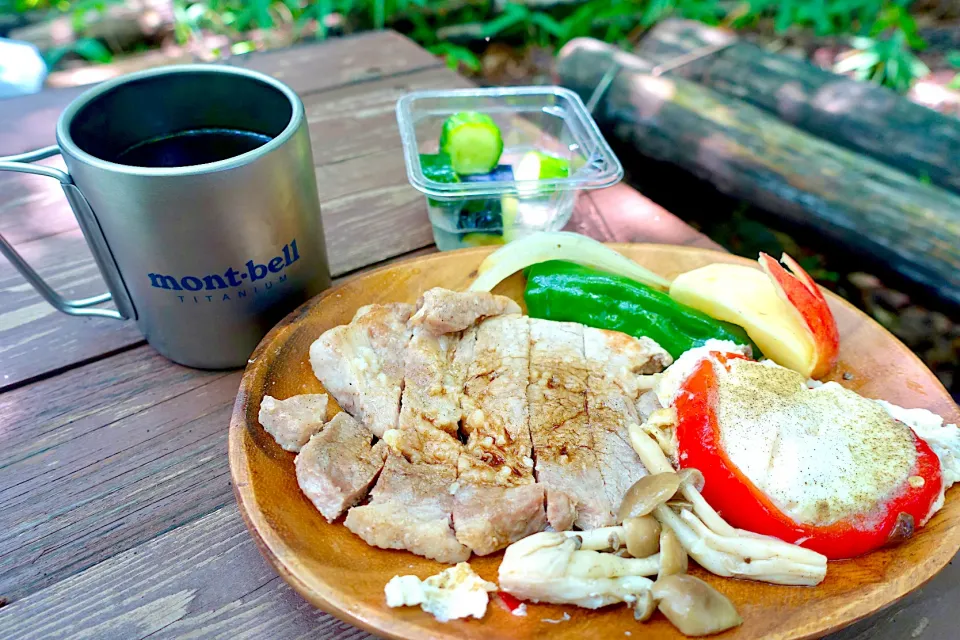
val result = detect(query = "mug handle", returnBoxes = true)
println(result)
[0,146,135,320]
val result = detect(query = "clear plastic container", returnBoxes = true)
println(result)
[396,86,623,251]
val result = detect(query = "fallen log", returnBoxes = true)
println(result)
[633,19,960,194]
[556,38,960,305]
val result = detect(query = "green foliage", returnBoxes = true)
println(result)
[833,32,929,93]
[948,51,960,91]
[43,37,113,67]
[10,0,937,93]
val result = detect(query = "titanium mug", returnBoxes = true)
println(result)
[0,65,331,369]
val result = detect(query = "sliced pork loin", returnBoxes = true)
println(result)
[452,483,546,555]
[345,452,470,564]
[301,288,674,564]
[409,287,521,334]
[258,393,329,452]
[528,319,613,530]
[459,315,534,485]
[309,303,414,438]
[454,314,547,554]
[584,328,673,520]
[295,412,387,522]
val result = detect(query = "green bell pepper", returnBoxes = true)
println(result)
[524,260,758,359]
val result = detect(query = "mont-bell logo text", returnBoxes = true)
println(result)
[148,240,299,304]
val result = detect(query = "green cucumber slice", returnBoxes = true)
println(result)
[439,111,503,175]
[420,153,460,184]
[515,151,570,181]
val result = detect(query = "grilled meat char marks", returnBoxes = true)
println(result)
[528,320,612,530]
[303,288,671,562]
[456,315,547,555]
[585,328,673,521]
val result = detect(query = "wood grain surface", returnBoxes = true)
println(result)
[0,31,954,640]
[230,245,960,640]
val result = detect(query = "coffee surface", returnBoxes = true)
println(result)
[112,128,273,167]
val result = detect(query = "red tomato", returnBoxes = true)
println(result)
[675,355,943,559]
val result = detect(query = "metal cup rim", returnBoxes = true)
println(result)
[55,64,303,177]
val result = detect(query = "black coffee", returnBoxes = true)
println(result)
[113,128,273,168]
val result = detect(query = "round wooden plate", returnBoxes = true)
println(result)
[229,244,960,640]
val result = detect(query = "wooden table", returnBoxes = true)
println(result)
[0,31,953,640]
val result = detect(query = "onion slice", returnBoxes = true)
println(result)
[467,232,671,292]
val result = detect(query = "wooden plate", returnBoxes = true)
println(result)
[229,244,960,640]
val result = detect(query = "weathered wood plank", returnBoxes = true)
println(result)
[230,30,441,99]
[0,85,87,155]
[0,504,376,640]
[0,229,145,391]
[573,185,722,251]
[304,66,471,166]
[0,241,436,604]
[558,38,960,306]
[0,345,240,601]
[0,157,75,245]
[636,19,960,194]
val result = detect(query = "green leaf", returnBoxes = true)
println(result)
[529,12,565,39]
[833,49,879,74]
[428,43,481,73]
[480,4,530,38]
[774,0,795,34]
[948,74,960,90]
[73,36,112,62]
[231,40,257,54]
[947,51,960,69]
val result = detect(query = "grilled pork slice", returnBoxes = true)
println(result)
[452,483,547,555]
[309,303,414,438]
[409,287,521,335]
[258,393,329,452]
[528,319,613,530]
[394,327,468,467]
[584,328,673,520]
[345,452,470,563]
[459,315,534,484]
[396,289,522,460]
[295,412,387,522]
[454,314,546,553]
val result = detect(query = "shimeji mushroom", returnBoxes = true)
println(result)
[653,574,743,636]
[498,531,658,610]
[628,423,828,586]
[568,515,662,559]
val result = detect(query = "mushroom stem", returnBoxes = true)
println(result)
[629,423,828,586]
[655,504,826,586]
[567,550,660,579]
[566,527,623,551]
[628,422,735,536]
[680,509,826,566]
[499,532,656,609]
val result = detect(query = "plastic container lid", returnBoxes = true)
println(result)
[396,86,623,199]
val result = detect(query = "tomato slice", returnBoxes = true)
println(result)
[675,355,943,559]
